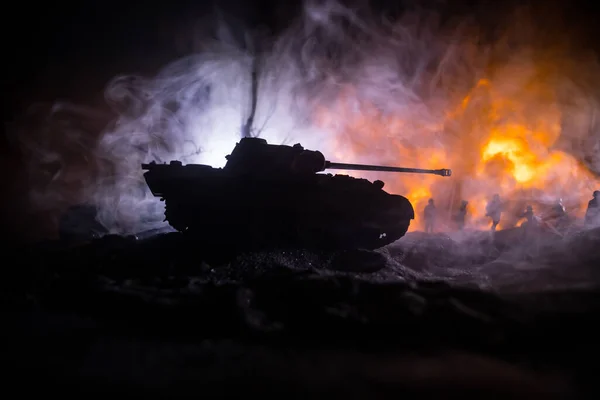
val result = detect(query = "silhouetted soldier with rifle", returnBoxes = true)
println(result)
[518,205,540,232]
[585,190,600,228]
[546,198,569,232]
[453,200,468,231]
[424,198,436,233]
[485,194,502,231]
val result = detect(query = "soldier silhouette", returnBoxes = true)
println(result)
[453,200,468,231]
[519,205,537,230]
[553,198,566,216]
[485,194,502,231]
[547,198,569,231]
[585,190,600,228]
[522,205,534,223]
[424,198,436,233]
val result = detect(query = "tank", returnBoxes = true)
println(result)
[141,137,452,251]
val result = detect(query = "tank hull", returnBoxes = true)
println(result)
[143,165,414,251]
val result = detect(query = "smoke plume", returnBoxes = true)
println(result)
[10,0,600,237]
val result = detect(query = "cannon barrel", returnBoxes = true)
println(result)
[324,161,452,177]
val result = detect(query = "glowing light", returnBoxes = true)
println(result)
[18,2,600,238]
[482,135,537,184]
[314,71,600,232]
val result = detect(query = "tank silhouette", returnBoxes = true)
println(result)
[141,137,452,251]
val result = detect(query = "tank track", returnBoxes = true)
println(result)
[162,198,411,252]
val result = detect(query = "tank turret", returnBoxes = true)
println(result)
[210,137,452,176]
[141,137,452,252]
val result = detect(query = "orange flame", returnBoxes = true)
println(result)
[314,75,600,232]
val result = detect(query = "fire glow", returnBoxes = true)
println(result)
[14,0,600,237]
[315,77,600,232]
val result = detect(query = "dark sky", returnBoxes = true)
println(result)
[2,1,293,117]
[2,0,599,121]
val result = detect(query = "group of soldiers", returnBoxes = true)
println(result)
[422,190,600,233]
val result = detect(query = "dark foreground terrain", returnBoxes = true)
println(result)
[3,226,600,398]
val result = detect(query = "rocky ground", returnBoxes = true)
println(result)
[3,226,600,398]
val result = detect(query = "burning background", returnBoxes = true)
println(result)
[3,0,600,240]
[4,4,600,395]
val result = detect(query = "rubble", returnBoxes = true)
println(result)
[4,226,600,398]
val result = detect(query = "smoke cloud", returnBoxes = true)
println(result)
[10,0,600,238]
